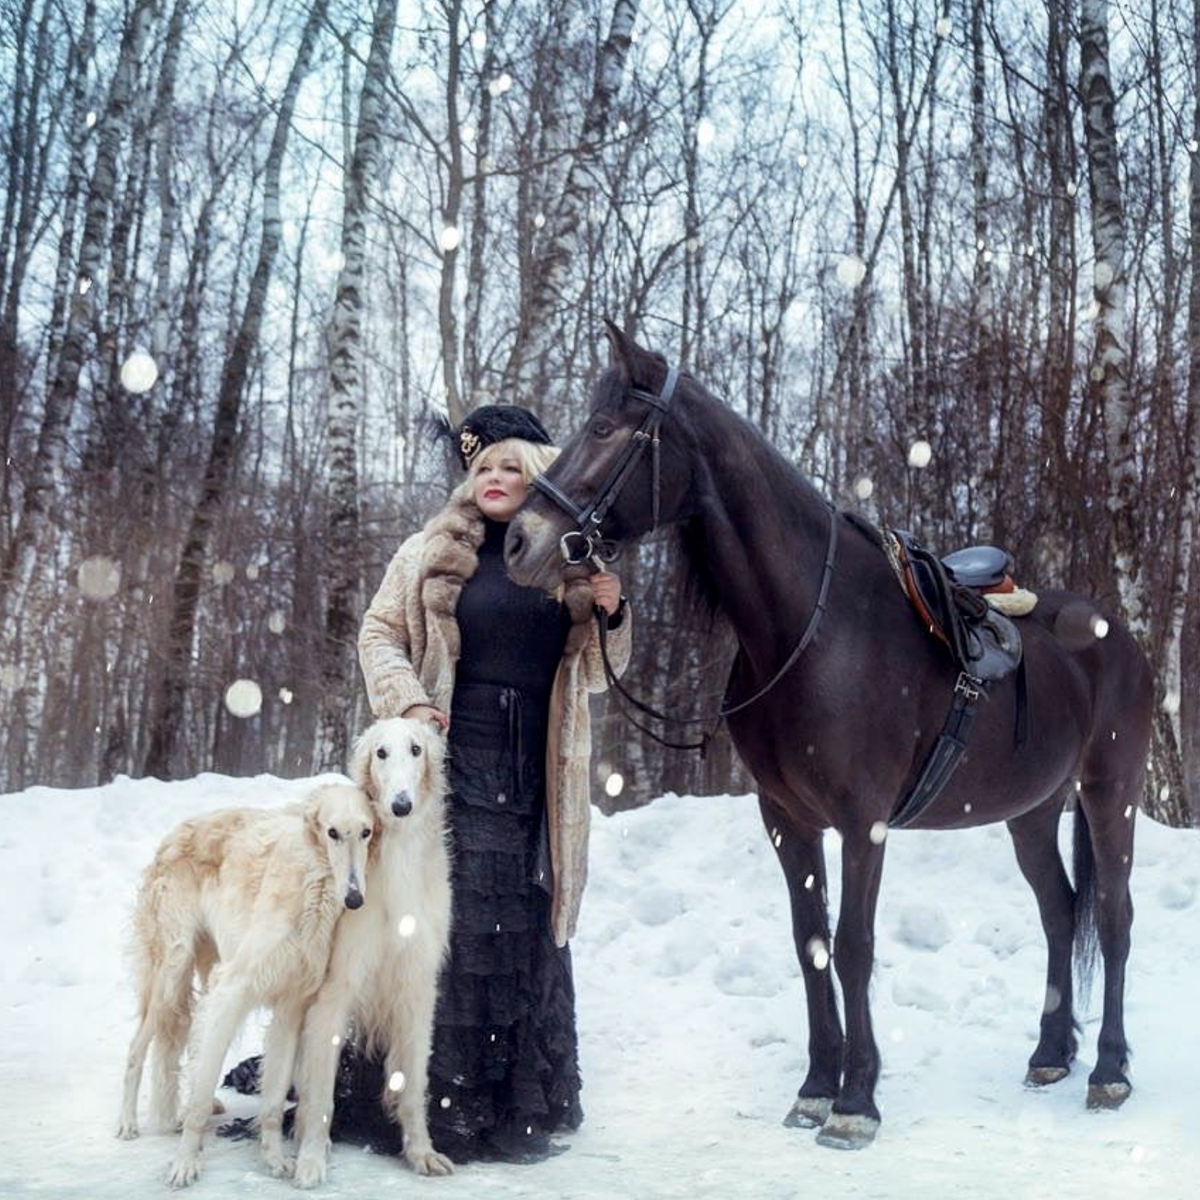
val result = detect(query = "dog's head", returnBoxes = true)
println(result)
[351,716,448,828]
[305,783,377,909]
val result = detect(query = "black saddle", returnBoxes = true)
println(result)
[889,530,1022,685]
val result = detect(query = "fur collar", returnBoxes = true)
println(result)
[417,495,596,657]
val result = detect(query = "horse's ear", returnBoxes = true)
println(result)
[603,317,642,383]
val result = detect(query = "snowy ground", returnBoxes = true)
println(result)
[1,772,1197,1199]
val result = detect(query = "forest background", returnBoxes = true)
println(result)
[1,0,1197,826]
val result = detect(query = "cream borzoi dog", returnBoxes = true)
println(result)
[117,783,377,1187]
[290,716,453,1186]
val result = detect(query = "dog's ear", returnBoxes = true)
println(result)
[304,793,326,851]
[350,733,375,802]
[367,800,384,863]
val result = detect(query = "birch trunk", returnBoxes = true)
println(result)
[317,0,398,770]
[143,0,329,778]
[501,0,638,401]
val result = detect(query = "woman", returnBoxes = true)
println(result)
[341,404,632,1163]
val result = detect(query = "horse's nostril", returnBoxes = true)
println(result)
[507,531,524,560]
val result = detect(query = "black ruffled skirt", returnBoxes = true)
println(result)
[327,681,583,1162]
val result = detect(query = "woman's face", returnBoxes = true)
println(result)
[471,449,528,521]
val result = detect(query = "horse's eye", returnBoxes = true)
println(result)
[591,419,614,438]
[410,742,422,757]
[376,746,388,760]
[328,828,341,841]
[360,828,371,840]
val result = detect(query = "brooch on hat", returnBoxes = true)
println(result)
[459,427,482,465]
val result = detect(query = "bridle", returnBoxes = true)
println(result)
[530,361,838,754]
[532,365,679,567]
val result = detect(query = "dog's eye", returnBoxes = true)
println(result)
[410,742,422,757]
[376,746,388,760]
[328,828,341,841]
[360,828,371,840]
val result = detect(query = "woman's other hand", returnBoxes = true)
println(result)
[403,703,449,731]
[587,572,622,615]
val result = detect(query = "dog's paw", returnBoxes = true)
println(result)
[292,1152,328,1189]
[262,1145,295,1179]
[116,1118,139,1140]
[166,1154,201,1188]
[406,1147,455,1177]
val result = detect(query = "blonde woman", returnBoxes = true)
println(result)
[344,405,631,1163]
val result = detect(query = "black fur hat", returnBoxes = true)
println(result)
[455,405,553,469]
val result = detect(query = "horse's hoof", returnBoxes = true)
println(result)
[1025,1065,1070,1087]
[1087,1080,1131,1110]
[815,1112,880,1150]
[784,1096,833,1129]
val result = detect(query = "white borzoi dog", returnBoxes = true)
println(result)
[290,716,453,1186]
[117,783,377,1187]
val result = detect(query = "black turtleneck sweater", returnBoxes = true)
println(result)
[455,518,572,699]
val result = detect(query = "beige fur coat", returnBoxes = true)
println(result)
[358,495,632,946]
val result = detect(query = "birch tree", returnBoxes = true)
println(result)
[317,0,398,770]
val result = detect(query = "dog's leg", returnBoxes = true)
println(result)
[259,1002,304,1178]
[117,1011,155,1139]
[167,981,252,1188]
[149,942,195,1132]
[291,990,350,1189]
[387,979,453,1176]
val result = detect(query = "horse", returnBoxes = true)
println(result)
[504,322,1154,1150]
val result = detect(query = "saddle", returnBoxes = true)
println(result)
[879,528,1029,830]
[885,531,1023,685]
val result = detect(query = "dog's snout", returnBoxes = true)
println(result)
[344,888,364,910]
[391,791,412,817]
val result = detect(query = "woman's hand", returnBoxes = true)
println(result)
[403,703,449,731]
[588,572,622,615]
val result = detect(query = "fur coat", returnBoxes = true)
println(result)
[358,495,633,946]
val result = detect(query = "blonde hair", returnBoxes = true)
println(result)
[452,436,561,503]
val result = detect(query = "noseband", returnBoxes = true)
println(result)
[532,365,680,565]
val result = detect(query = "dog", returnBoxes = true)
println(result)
[116,783,377,1187]
[290,716,453,1186]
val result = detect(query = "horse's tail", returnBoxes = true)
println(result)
[1072,801,1099,1003]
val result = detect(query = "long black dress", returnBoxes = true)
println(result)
[327,516,583,1163]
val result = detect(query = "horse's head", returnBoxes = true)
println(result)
[506,321,694,590]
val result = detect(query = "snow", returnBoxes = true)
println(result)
[1,775,1198,1197]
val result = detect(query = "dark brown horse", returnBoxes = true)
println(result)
[505,324,1154,1149]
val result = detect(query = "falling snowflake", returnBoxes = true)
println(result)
[440,225,461,252]
[836,254,867,288]
[331,1034,342,1047]
[85,110,97,128]
[935,16,952,37]
[1066,180,1078,198]
[268,610,287,635]
[212,561,235,585]
[279,687,294,705]
[388,1071,406,1092]
[804,874,815,890]
[78,276,92,295]
[461,124,475,145]
[853,475,874,501]
[487,72,512,97]
[78,556,121,601]
[119,350,158,393]
[1158,784,1170,804]
[1163,690,1181,715]
[617,119,629,137]
[868,821,887,845]
[398,914,417,938]
[224,679,263,719]
[439,1097,452,1109]
[796,152,808,168]
[245,564,260,582]
[696,118,716,148]
[605,772,624,798]
[806,937,830,971]
[1090,615,1109,639]
[1094,261,1114,289]
[470,29,487,52]
[907,440,932,469]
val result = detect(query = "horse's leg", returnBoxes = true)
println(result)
[1077,775,1137,1109]
[760,796,843,1129]
[817,827,885,1150]
[1007,791,1078,1085]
